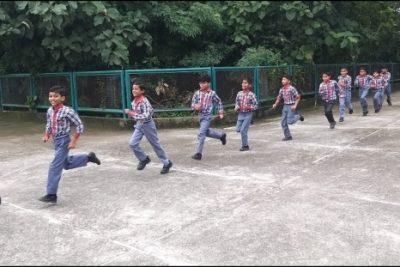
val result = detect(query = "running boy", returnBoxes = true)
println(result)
[191,74,226,160]
[272,75,304,141]
[40,85,101,203]
[319,72,340,129]
[337,67,353,122]
[381,66,392,106]
[370,70,387,113]
[125,82,173,174]
[235,77,258,151]
[354,67,373,116]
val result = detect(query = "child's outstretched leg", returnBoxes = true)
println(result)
[129,125,151,170]
[142,120,172,174]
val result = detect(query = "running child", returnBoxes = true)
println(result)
[40,85,101,203]
[234,77,258,151]
[124,82,173,174]
[191,74,226,160]
[337,67,353,122]
[319,71,340,129]
[272,74,304,141]
[370,70,387,113]
[354,67,373,116]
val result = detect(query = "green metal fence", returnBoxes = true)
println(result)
[0,63,398,116]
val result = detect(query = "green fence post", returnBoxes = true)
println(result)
[121,70,127,119]
[71,72,78,110]
[254,67,259,101]
[314,64,319,107]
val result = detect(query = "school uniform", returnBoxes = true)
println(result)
[191,88,224,154]
[354,74,373,114]
[277,85,302,139]
[127,96,170,166]
[370,77,387,112]
[337,75,353,119]
[44,104,89,195]
[235,90,258,148]
[319,80,340,126]
[381,71,392,104]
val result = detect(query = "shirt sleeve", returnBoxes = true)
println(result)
[212,92,224,114]
[251,93,258,110]
[67,109,84,139]
[354,77,358,87]
[44,109,52,138]
[277,89,283,101]
[191,91,199,110]
[235,92,241,110]
[334,81,340,93]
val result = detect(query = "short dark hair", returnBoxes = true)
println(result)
[373,69,380,74]
[282,74,292,81]
[359,67,367,72]
[322,71,332,77]
[199,74,211,83]
[243,77,253,85]
[340,67,348,71]
[132,81,146,91]
[49,85,66,96]
[382,66,388,70]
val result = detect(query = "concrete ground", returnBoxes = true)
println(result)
[1,91,400,266]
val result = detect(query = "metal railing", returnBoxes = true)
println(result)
[0,63,398,117]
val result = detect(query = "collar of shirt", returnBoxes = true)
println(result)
[134,95,144,104]
[52,103,64,112]
[200,88,212,92]
[283,85,290,90]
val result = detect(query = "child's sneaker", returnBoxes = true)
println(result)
[239,145,250,151]
[88,152,101,165]
[39,194,57,203]
[299,115,304,121]
[282,136,293,141]
[349,109,353,114]
[339,117,344,122]
[137,156,151,170]
[191,153,202,160]
[160,160,173,174]
[220,133,227,145]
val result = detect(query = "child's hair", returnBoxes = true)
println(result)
[243,77,253,85]
[199,74,211,83]
[49,85,67,96]
[382,66,388,70]
[373,69,380,74]
[322,71,332,77]
[132,81,146,91]
[340,67,348,72]
[359,67,367,72]
[282,74,292,81]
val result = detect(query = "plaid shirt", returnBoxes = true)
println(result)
[370,77,387,92]
[44,104,83,139]
[277,85,300,105]
[319,80,340,102]
[127,96,154,122]
[337,75,352,97]
[191,89,224,115]
[235,90,258,112]
[354,75,373,90]
[381,72,391,83]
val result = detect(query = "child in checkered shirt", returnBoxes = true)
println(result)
[319,71,340,129]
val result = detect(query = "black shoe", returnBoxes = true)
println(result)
[387,99,392,106]
[88,152,101,165]
[349,109,353,114]
[339,117,344,122]
[220,133,227,145]
[191,153,202,160]
[330,121,336,129]
[239,145,250,151]
[137,156,151,170]
[299,115,304,121]
[160,160,173,174]
[375,108,380,113]
[282,136,293,141]
[363,111,368,116]
[39,194,57,203]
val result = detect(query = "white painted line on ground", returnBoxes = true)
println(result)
[7,202,63,225]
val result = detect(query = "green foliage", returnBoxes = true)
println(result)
[0,1,399,73]
[237,47,284,66]
[25,95,38,111]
